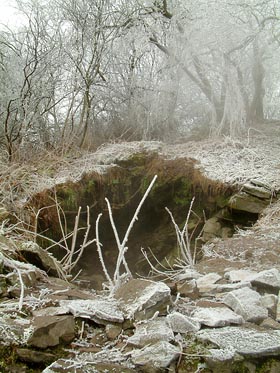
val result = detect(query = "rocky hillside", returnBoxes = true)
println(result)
[0,128,280,372]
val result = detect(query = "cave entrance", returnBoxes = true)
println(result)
[28,154,257,289]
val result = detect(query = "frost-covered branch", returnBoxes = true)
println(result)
[96,175,157,294]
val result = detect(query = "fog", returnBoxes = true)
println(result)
[0,0,279,160]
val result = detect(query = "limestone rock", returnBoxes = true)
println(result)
[166,311,201,333]
[16,348,56,364]
[260,317,280,330]
[127,318,174,346]
[43,349,135,372]
[261,294,278,318]
[243,183,272,199]
[28,315,75,348]
[205,347,240,373]
[130,341,180,368]
[251,268,280,295]
[0,312,31,345]
[20,241,62,277]
[175,268,202,281]
[115,279,171,320]
[105,324,122,340]
[223,286,268,323]
[177,279,199,299]
[60,297,124,324]
[197,326,280,358]
[193,306,244,327]
[224,269,257,283]
[33,306,70,317]
[196,272,222,293]
[228,192,268,214]
[202,217,222,241]
[44,362,135,373]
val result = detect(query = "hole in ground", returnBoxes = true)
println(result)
[27,154,258,289]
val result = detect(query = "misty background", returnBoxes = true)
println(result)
[0,0,279,161]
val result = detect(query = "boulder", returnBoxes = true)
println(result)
[197,326,280,358]
[130,341,180,369]
[196,272,222,293]
[224,269,257,283]
[228,192,268,214]
[251,268,280,295]
[43,349,135,373]
[193,306,244,327]
[127,318,174,347]
[16,348,56,364]
[260,317,280,330]
[105,324,122,340]
[166,312,201,333]
[114,279,171,320]
[19,241,62,277]
[223,286,268,323]
[243,183,272,199]
[260,294,278,318]
[202,217,222,241]
[28,315,75,348]
[60,297,124,324]
[0,312,31,345]
[177,279,199,299]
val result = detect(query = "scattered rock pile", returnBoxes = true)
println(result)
[0,237,280,373]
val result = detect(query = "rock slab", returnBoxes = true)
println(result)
[193,306,244,327]
[197,326,280,358]
[223,286,268,323]
[115,278,171,320]
[60,297,124,324]
[28,315,75,348]
[131,341,180,368]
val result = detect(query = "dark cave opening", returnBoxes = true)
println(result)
[28,154,259,289]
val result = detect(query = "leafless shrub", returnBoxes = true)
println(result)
[95,175,158,295]
[142,197,203,281]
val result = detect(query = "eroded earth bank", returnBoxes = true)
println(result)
[1,136,280,372]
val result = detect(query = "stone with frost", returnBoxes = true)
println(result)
[127,318,174,346]
[202,217,222,241]
[60,297,124,324]
[193,306,244,327]
[260,317,280,330]
[260,294,278,317]
[224,269,257,283]
[223,286,268,323]
[243,183,272,199]
[33,306,70,317]
[251,268,280,294]
[28,315,75,348]
[16,348,55,364]
[177,279,199,299]
[197,326,280,358]
[166,311,201,333]
[43,349,135,372]
[20,241,62,277]
[114,278,171,320]
[228,192,268,214]
[0,312,31,345]
[175,268,202,281]
[130,341,180,368]
[196,272,222,293]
